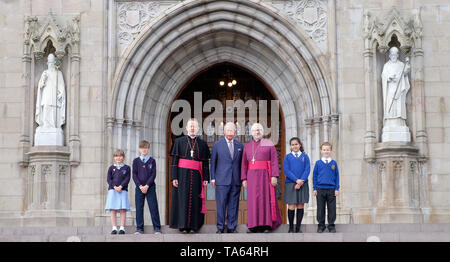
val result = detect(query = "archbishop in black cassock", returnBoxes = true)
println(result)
[169,134,210,233]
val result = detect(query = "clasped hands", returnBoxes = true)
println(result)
[139,184,149,194]
[294,179,304,190]
[113,185,123,193]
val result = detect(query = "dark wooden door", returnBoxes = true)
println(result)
[166,63,285,225]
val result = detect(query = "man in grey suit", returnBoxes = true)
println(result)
[210,122,243,233]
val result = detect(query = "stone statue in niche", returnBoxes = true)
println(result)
[381,46,411,142]
[35,53,66,146]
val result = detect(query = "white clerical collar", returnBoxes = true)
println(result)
[321,157,332,163]
[225,138,234,143]
[253,138,261,142]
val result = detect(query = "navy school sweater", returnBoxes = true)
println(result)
[132,157,156,187]
[312,160,340,191]
[107,164,131,191]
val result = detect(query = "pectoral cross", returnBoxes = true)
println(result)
[252,157,255,164]
[191,150,194,158]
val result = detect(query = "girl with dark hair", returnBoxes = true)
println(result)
[283,137,310,233]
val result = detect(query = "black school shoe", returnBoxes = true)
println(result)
[111,229,118,235]
[119,229,125,234]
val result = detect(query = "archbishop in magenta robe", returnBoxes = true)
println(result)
[241,138,282,230]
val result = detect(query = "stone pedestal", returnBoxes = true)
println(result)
[381,119,411,142]
[24,146,71,225]
[34,127,64,146]
[373,142,423,223]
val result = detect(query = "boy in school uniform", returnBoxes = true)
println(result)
[313,142,340,233]
[132,140,162,234]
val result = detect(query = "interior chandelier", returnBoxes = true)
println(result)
[219,68,237,87]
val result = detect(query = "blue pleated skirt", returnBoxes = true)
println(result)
[105,189,131,211]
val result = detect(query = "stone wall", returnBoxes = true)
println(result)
[0,0,107,226]
[0,0,26,223]
[335,0,450,222]
[1,0,449,226]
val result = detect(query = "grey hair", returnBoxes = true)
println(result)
[224,122,237,131]
[250,123,264,135]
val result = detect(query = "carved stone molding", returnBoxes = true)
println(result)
[24,12,80,59]
[373,143,423,222]
[26,146,71,211]
[363,7,422,54]
[272,0,328,52]
[362,7,428,163]
[21,12,81,168]
[117,1,179,55]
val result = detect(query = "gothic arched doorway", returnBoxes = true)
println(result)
[166,62,285,225]
[109,0,337,225]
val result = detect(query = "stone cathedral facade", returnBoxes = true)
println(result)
[1,0,449,227]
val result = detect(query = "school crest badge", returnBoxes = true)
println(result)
[122,170,126,175]
[331,165,335,170]
[302,157,305,162]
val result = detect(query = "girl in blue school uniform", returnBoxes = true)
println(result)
[283,137,310,233]
[105,149,131,234]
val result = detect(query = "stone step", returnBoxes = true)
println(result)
[1,224,450,242]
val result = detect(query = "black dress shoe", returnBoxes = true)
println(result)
[216,229,224,234]
[288,225,294,233]
[263,229,271,233]
[317,227,325,233]
[119,229,125,235]
[247,228,255,233]
[111,229,117,235]
[329,227,336,233]
[227,228,236,233]
[180,229,188,234]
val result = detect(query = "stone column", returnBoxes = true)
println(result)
[304,118,314,223]
[411,47,428,159]
[19,54,32,167]
[305,119,313,158]
[69,54,81,166]
[313,117,322,160]
[330,114,339,156]
[124,119,133,163]
[322,115,331,143]
[115,119,124,150]
[134,120,143,156]
[363,48,376,162]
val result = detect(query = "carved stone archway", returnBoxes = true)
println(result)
[108,0,337,223]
